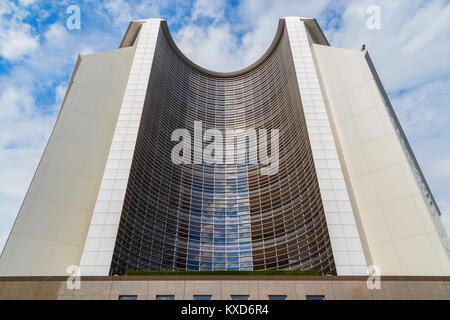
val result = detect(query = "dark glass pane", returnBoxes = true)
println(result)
[306,295,325,300]
[268,295,286,300]
[194,296,212,300]
[156,295,175,300]
[231,296,249,300]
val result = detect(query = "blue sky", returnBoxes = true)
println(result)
[0,0,449,252]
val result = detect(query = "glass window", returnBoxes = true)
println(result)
[231,295,249,300]
[306,295,325,300]
[268,295,286,300]
[156,295,175,300]
[119,295,137,300]
[194,295,212,300]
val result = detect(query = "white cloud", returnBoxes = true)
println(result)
[175,23,241,71]
[0,1,39,60]
[103,0,161,28]
[44,23,68,43]
[191,0,226,22]
[54,82,68,107]
[401,3,450,54]
[0,28,39,60]
[18,0,37,6]
[393,79,450,137]
[173,0,333,71]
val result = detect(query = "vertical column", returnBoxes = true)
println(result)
[285,17,368,275]
[79,19,161,276]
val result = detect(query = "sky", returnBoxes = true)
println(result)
[0,0,449,252]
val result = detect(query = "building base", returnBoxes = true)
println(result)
[0,276,448,300]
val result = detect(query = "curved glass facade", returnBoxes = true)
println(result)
[109,22,336,275]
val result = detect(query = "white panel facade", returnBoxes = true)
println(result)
[0,47,134,276]
[79,19,162,276]
[284,17,368,275]
[312,44,450,276]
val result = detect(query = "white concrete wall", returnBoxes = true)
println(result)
[79,19,162,276]
[0,46,135,276]
[285,17,368,276]
[312,44,450,276]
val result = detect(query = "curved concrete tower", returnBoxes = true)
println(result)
[0,17,448,277]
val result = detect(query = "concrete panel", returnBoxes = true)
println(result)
[109,280,149,300]
[256,280,297,300]
[0,45,135,276]
[221,280,259,300]
[79,19,162,276]
[286,17,368,276]
[331,280,372,300]
[295,280,336,300]
[0,277,448,300]
[72,280,113,300]
[147,280,186,300]
[312,44,450,276]
[183,280,222,300]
